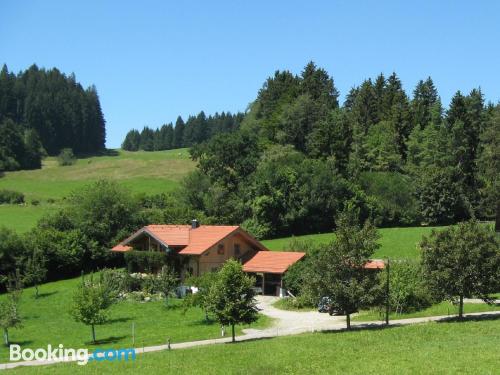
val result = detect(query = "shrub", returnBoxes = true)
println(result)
[30,199,40,206]
[57,148,76,166]
[0,189,25,204]
[124,250,169,273]
[384,260,434,314]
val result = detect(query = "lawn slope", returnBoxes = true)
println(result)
[8,318,500,374]
[0,149,195,232]
[262,226,446,259]
[0,274,269,363]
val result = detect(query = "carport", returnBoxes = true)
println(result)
[242,251,305,297]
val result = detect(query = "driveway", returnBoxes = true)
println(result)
[243,296,346,335]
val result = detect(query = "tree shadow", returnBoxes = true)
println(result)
[76,149,120,160]
[320,322,403,335]
[85,336,127,346]
[187,319,217,327]
[5,340,34,346]
[34,291,58,299]
[436,313,500,324]
[106,317,132,324]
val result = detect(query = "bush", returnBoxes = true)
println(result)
[57,148,76,166]
[31,199,40,206]
[0,189,25,204]
[124,250,169,273]
[383,260,434,314]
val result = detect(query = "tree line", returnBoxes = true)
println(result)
[0,64,106,172]
[121,111,244,151]
[180,62,499,237]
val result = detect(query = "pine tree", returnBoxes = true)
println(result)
[173,116,185,148]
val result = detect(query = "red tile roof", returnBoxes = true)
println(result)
[243,251,305,274]
[364,259,385,269]
[178,226,240,255]
[111,244,132,252]
[111,225,266,255]
[145,225,191,246]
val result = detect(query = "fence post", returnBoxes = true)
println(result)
[385,258,390,325]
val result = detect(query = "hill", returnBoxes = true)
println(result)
[0,149,195,232]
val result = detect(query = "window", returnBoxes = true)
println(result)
[234,244,241,256]
[217,243,225,255]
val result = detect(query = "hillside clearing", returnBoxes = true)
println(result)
[0,149,195,232]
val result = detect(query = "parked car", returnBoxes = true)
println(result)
[317,296,344,316]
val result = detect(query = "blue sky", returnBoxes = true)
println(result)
[1,1,499,148]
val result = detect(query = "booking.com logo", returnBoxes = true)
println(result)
[10,344,136,366]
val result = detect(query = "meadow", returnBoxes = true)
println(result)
[0,274,270,363]
[0,149,195,232]
[7,317,500,374]
[262,226,446,259]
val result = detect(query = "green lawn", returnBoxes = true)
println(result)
[8,318,500,374]
[0,204,60,233]
[0,148,195,232]
[262,226,446,259]
[0,275,270,363]
[354,301,500,322]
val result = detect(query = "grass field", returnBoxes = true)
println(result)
[0,149,195,232]
[262,226,447,259]
[354,301,500,322]
[8,318,500,374]
[0,275,270,363]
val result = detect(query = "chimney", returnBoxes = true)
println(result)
[191,219,199,229]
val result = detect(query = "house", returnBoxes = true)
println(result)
[111,220,305,296]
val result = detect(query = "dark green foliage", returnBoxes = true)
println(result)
[122,112,243,151]
[0,227,26,288]
[0,64,105,163]
[411,77,441,129]
[477,104,500,222]
[0,119,27,171]
[421,220,500,319]
[191,130,262,187]
[57,148,76,166]
[0,189,25,204]
[415,167,467,224]
[66,180,144,248]
[358,172,419,226]
[121,129,141,151]
[124,251,169,273]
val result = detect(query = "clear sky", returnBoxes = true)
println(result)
[1,1,499,148]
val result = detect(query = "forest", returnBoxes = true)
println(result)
[0,64,106,171]
[121,111,244,151]
[178,62,499,238]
